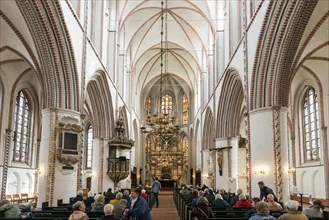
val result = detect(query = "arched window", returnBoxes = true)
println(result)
[302,87,321,161]
[145,97,151,114]
[12,91,32,164]
[182,94,189,124]
[85,124,93,169]
[161,94,172,115]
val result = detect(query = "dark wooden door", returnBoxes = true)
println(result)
[86,177,91,191]
[196,170,201,187]
[131,171,137,188]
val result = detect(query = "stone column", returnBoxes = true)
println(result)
[214,137,238,192]
[38,108,82,206]
[91,138,100,194]
[249,107,290,202]
[0,129,13,199]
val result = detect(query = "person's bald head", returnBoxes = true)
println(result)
[266,194,274,202]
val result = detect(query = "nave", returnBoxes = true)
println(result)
[0,0,328,212]
[151,190,180,220]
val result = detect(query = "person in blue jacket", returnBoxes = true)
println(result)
[151,177,161,208]
[123,188,152,220]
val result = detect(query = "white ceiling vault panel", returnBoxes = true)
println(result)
[116,0,217,94]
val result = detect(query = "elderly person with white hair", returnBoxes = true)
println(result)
[266,194,282,211]
[249,201,276,220]
[98,204,120,220]
[71,190,84,204]
[211,194,231,209]
[84,191,95,207]
[231,188,248,206]
[91,194,105,212]
[233,194,252,209]
[69,201,89,220]
[278,200,308,220]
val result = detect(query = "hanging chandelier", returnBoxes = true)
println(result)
[140,0,186,181]
[140,0,180,146]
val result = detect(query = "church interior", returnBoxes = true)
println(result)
[0,0,328,212]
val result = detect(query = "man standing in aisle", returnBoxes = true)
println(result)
[151,177,161,208]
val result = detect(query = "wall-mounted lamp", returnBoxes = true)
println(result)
[34,169,41,176]
[207,173,214,180]
[288,167,296,174]
[229,177,236,183]
[255,170,265,176]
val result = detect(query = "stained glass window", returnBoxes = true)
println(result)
[161,94,172,115]
[12,91,31,164]
[182,94,189,124]
[86,124,93,169]
[302,88,321,161]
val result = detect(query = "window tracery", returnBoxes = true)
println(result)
[86,124,93,169]
[302,87,321,161]
[161,94,172,115]
[182,94,189,124]
[12,91,32,164]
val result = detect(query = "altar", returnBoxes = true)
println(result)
[159,180,177,188]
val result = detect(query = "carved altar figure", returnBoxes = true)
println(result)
[217,150,223,176]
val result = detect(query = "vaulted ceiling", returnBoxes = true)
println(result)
[116,0,218,94]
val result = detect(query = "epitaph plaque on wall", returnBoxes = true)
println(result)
[62,132,78,154]
[57,116,82,167]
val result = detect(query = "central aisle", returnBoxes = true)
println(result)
[151,190,180,220]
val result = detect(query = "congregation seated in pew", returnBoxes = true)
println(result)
[0,199,33,218]
[211,194,231,209]
[191,197,214,219]
[249,201,276,220]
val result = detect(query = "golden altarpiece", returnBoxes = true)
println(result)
[144,132,189,182]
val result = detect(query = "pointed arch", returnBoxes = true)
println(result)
[251,1,318,109]
[25,172,33,193]
[16,0,80,110]
[86,70,114,139]
[216,68,244,138]
[203,107,215,150]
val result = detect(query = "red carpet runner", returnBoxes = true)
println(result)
[151,190,180,220]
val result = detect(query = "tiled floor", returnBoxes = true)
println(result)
[151,190,180,220]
